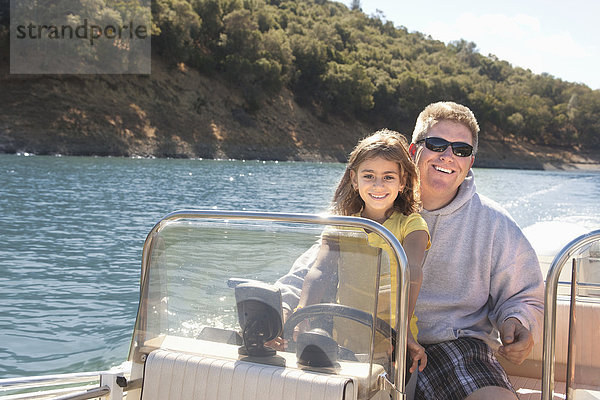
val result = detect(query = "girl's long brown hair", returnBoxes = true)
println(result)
[331,129,421,217]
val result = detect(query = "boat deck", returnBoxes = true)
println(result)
[510,376,566,400]
[509,375,600,400]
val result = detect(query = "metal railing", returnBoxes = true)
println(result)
[0,369,127,400]
[542,229,600,400]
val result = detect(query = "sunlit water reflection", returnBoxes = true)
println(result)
[1,154,598,377]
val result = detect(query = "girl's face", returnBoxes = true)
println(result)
[350,156,403,223]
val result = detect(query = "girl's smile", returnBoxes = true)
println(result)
[369,193,389,200]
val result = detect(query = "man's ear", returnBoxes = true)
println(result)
[469,156,475,169]
[408,143,417,158]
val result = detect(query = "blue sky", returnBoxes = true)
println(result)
[342,0,600,90]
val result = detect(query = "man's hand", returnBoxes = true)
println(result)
[407,335,427,373]
[498,317,534,365]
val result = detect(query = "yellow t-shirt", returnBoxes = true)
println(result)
[324,211,430,351]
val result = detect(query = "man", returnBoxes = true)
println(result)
[408,101,544,400]
[275,101,544,399]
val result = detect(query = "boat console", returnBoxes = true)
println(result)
[125,210,410,400]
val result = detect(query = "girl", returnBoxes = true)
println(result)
[297,129,430,373]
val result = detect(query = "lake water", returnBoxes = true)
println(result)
[1,154,599,378]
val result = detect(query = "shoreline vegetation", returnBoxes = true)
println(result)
[1,0,599,171]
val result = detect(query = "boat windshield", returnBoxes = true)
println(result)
[128,213,404,391]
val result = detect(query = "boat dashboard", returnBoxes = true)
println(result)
[125,210,411,400]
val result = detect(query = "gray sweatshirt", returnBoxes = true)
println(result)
[415,170,545,349]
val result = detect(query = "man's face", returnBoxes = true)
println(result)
[413,120,475,210]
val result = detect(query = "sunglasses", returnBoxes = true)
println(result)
[416,137,474,157]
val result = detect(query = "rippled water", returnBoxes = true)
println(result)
[1,154,599,378]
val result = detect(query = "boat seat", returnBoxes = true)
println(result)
[140,349,358,400]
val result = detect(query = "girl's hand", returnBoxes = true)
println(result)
[407,335,427,373]
[265,336,287,351]
[264,308,291,351]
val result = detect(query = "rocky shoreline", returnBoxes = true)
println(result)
[5,141,600,172]
[473,138,600,171]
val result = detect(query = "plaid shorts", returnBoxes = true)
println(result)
[415,337,516,400]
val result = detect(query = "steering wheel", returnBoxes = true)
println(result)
[283,303,396,355]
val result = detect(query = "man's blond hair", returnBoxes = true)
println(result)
[412,101,480,153]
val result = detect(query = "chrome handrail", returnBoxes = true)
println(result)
[542,229,600,400]
[0,367,129,400]
[0,371,103,387]
[130,210,410,399]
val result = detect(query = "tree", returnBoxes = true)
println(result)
[153,0,201,63]
[221,8,259,57]
[322,61,375,115]
[290,35,328,99]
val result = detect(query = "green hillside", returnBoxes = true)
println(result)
[151,0,599,147]
[1,0,599,166]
